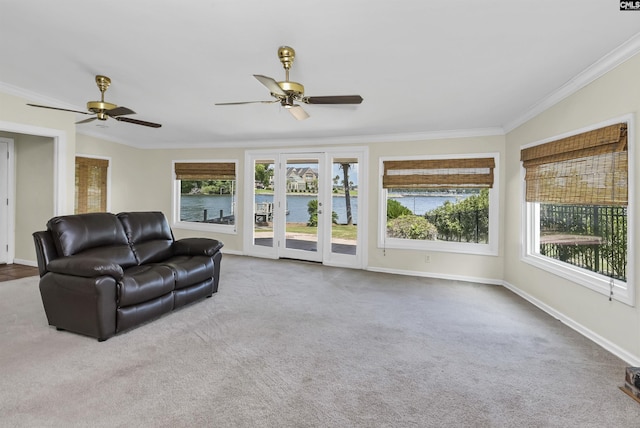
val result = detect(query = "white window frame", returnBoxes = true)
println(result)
[378,152,500,256]
[171,159,238,234]
[520,115,634,306]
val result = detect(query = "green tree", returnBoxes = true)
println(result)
[181,181,198,194]
[255,163,273,188]
[341,163,353,225]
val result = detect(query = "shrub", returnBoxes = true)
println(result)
[307,199,338,226]
[387,215,437,240]
[387,199,412,220]
[426,189,489,242]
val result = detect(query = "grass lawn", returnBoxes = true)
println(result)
[256,224,358,240]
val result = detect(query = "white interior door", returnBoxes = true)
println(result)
[0,140,9,264]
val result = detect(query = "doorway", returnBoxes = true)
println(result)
[245,148,366,268]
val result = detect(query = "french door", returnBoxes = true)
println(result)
[245,149,366,268]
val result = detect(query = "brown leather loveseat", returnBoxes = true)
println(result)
[32,211,223,341]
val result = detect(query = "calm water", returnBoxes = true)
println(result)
[181,193,462,223]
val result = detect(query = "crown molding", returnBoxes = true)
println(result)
[503,32,640,133]
[128,127,506,150]
[0,81,85,112]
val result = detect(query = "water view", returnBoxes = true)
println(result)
[181,193,464,224]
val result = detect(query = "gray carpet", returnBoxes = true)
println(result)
[1,255,639,427]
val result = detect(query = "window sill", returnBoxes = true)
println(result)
[172,221,237,235]
[521,253,633,306]
[381,238,498,256]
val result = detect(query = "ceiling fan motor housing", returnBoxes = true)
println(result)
[87,101,117,119]
[277,81,304,96]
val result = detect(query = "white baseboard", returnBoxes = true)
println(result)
[12,258,37,267]
[502,280,640,367]
[366,265,503,286]
[221,249,244,256]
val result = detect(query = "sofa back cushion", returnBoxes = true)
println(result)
[47,212,137,267]
[117,211,174,264]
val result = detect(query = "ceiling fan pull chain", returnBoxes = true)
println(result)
[609,278,614,301]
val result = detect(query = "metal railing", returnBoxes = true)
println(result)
[539,204,627,281]
[425,208,489,243]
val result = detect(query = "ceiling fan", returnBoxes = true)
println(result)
[27,75,162,128]
[215,46,363,120]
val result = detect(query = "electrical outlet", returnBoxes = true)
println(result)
[425,254,431,263]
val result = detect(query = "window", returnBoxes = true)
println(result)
[379,154,499,255]
[174,161,237,232]
[521,120,632,304]
[75,156,109,213]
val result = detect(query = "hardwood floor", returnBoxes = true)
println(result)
[0,264,39,282]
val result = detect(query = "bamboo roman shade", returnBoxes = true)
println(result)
[520,123,627,205]
[174,162,236,180]
[382,158,495,189]
[75,157,108,214]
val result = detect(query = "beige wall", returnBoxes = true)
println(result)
[504,53,640,362]
[15,134,55,261]
[0,91,76,263]
[0,132,54,262]
[367,135,505,282]
[76,137,247,249]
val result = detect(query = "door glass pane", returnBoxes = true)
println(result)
[254,159,275,248]
[331,158,358,255]
[285,159,319,252]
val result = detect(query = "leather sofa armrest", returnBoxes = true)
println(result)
[47,256,124,280]
[33,230,58,277]
[173,238,224,257]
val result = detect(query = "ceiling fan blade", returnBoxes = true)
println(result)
[304,95,363,105]
[106,106,136,117]
[288,105,309,121]
[215,100,278,106]
[27,103,91,115]
[115,116,162,128]
[76,117,97,125]
[253,75,286,97]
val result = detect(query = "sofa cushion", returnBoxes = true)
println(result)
[47,213,137,268]
[158,255,214,289]
[119,264,175,307]
[117,211,174,264]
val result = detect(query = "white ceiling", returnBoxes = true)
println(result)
[1,1,639,149]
